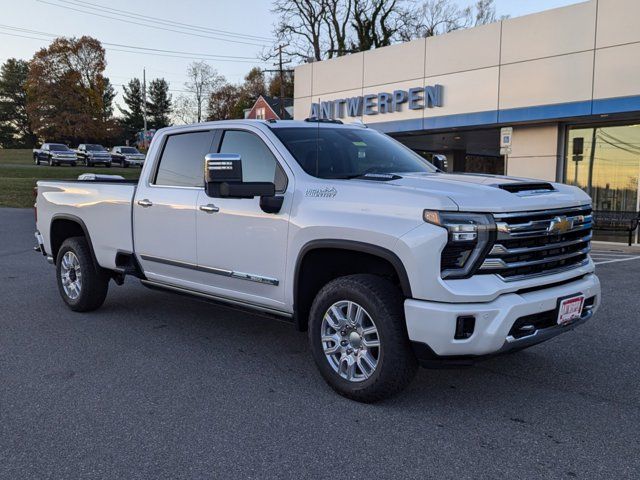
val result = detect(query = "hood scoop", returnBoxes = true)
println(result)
[495,182,556,196]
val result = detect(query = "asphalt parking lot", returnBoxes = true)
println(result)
[1,208,639,479]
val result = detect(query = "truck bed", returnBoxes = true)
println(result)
[36,179,137,270]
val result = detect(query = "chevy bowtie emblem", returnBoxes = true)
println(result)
[548,216,573,234]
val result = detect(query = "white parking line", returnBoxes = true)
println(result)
[594,256,640,265]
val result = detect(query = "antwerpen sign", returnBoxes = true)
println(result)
[309,84,444,120]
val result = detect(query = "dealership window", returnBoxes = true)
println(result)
[565,122,640,243]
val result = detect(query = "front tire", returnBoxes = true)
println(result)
[56,237,109,312]
[308,274,417,402]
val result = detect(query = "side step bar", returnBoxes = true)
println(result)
[140,279,293,321]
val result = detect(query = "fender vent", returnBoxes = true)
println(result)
[498,182,555,194]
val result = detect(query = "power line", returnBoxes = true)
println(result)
[55,0,274,42]
[36,0,270,48]
[0,25,268,63]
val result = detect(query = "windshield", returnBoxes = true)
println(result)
[271,127,436,179]
[86,144,106,151]
[120,147,139,154]
[48,144,69,151]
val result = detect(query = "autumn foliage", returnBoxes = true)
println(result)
[26,36,120,144]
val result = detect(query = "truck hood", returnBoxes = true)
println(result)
[379,172,592,213]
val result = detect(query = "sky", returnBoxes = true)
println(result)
[0,0,584,110]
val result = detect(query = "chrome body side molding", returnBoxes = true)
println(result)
[139,254,279,286]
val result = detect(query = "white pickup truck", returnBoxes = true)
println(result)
[34,119,600,402]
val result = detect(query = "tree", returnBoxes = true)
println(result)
[272,0,327,62]
[0,58,36,147]
[26,36,114,144]
[271,0,502,61]
[147,78,172,129]
[119,78,144,139]
[102,77,116,120]
[350,0,406,51]
[268,71,294,99]
[243,67,267,101]
[207,83,242,121]
[184,61,224,123]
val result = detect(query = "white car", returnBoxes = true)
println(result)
[34,120,600,402]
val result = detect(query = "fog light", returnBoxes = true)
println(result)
[455,316,475,340]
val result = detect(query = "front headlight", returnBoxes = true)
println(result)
[423,210,495,279]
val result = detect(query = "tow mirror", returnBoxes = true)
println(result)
[432,154,447,171]
[204,153,275,199]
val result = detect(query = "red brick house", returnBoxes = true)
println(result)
[245,95,293,120]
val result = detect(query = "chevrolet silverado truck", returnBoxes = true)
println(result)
[34,120,600,402]
[110,146,146,167]
[76,144,112,167]
[33,143,78,166]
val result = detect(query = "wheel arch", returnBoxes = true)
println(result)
[293,240,412,331]
[50,214,98,265]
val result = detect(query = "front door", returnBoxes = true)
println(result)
[134,128,216,287]
[195,127,292,312]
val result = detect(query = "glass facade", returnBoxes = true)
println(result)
[566,123,640,243]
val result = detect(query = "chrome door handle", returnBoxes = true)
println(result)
[137,199,153,208]
[199,204,220,213]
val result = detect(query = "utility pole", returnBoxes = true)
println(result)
[142,67,148,148]
[263,45,292,120]
[278,45,286,119]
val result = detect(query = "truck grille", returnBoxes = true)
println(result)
[479,205,592,281]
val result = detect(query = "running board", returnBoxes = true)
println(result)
[139,279,293,320]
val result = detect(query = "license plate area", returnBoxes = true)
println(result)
[556,293,585,325]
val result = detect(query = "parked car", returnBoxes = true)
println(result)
[76,144,112,167]
[110,146,145,167]
[34,120,601,402]
[33,143,78,166]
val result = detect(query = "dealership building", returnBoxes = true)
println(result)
[293,0,640,243]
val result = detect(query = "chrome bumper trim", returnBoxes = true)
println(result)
[499,309,593,353]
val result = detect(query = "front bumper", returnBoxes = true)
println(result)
[405,273,600,363]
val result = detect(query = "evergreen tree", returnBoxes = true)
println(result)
[147,78,172,129]
[102,77,116,120]
[0,58,36,147]
[119,78,144,138]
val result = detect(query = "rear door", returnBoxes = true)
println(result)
[133,128,216,287]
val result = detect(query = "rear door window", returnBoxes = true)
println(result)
[154,131,215,187]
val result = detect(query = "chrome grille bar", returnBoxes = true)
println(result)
[479,205,593,281]
[481,245,591,270]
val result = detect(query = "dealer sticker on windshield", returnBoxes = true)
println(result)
[557,295,585,325]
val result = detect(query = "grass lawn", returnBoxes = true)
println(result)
[0,149,141,208]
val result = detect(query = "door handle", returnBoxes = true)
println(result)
[137,199,153,208]
[199,204,220,213]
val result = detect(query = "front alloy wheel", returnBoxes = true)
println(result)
[321,300,380,382]
[308,274,417,402]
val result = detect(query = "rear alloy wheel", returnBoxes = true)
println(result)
[309,274,417,402]
[56,236,109,312]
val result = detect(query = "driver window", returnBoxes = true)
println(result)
[219,130,287,192]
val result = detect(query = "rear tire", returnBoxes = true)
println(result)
[308,274,417,403]
[56,236,109,312]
